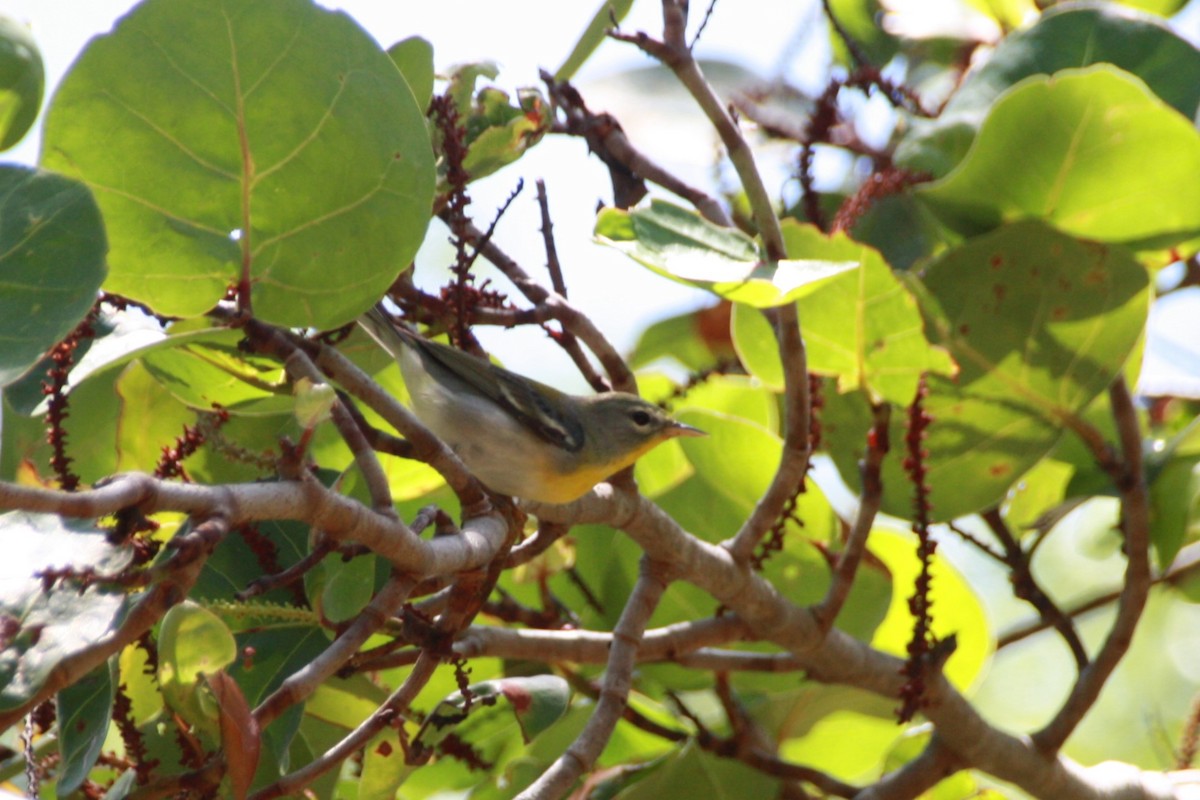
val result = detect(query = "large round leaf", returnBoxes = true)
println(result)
[897,4,1200,176]
[918,67,1200,250]
[41,0,434,328]
[0,166,105,387]
[827,221,1149,520]
[0,15,44,151]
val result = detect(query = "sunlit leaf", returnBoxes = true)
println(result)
[918,67,1200,249]
[827,221,1148,519]
[0,513,131,711]
[0,15,43,150]
[786,221,955,405]
[387,36,434,111]
[731,303,784,392]
[157,601,238,737]
[595,200,858,308]
[676,408,780,512]
[897,4,1200,176]
[41,0,435,328]
[869,528,991,691]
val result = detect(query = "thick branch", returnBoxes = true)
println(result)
[530,487,1188,800]
[0,475,507,578]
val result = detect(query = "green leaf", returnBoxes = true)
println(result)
[824,0,899,67]
[55,658,116,797]
[676,408,780,512]
[917,67,1200,249]
[41,0,435,328]
[113,363,200,474]
[555,0,635,82]
[140,338,290,416]
[731,303,784,391]
[897,4,1200,176]
[779,707,903,783]
[0,15,44,150]
[194,518,309,605]
[868,528,991,691]
[157,600,238,736]
[616,741,777,800]
[785,221,955,405]
[410,675,571,764]
[0,513,131,711]
[1115,0,1189,13]
[595,200,858,308]
[387,36,434,112]
[459,87,550,182]
[827,221,1149,520]
[677,375,779,432]
[359,727,411,800]
[0,166,106,387]
[314,551,376,624]
[101,770,138,800]
[629,305,732,372]
[1147,421,1200,570]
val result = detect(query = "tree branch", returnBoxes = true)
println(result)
[517,561,670,799]
[254,574,415,728]
[1033,378,1153,754]
[815,402,889,628]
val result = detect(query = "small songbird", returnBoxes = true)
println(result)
[358,307,704,504]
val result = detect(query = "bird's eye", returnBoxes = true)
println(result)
[630,409,653,427]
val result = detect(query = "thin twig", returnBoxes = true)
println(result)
[999,543,1200,649]
[815,403,889,629]
[1032,378,1152,754]
[254,575,416,728]
[439,216,633,393]
[245,318,395,515]
[982,508,1089,670]
[516,561,671,799]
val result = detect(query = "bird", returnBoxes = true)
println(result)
[358,307,704,504]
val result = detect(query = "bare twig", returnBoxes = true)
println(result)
[982,508,1088,671]
[541,71,732,226]
[436,216,635,393]
[244,319,395,515]
[516,561,671,799]
[254,574,416,728]
[999,543,1200,648]
[815,403,889,629]
[252,650,440,799]
[1033,378,1152,754]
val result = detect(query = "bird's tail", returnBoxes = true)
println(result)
[357,304,417,362]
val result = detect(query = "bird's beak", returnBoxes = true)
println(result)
[669,421,706,438]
